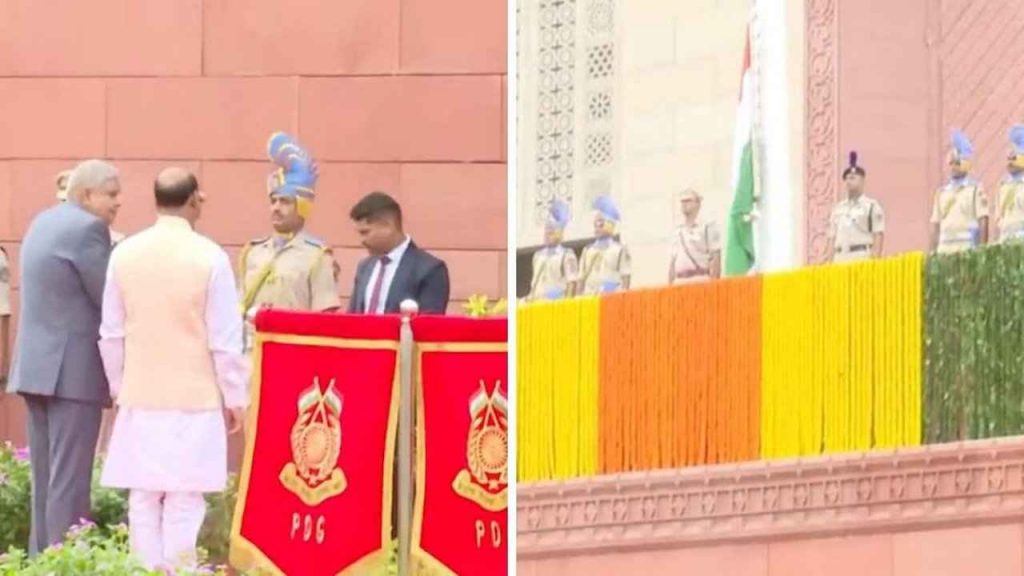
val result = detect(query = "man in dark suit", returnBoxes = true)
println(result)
[8,159,121,553]
[347,192,450,314]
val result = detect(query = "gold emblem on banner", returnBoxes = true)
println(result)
[453,380,508,512]
[279,377,348,506]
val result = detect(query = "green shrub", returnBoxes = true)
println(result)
[0,521,229,575]
[0,443,400,573]
[0,443,31,554]
[0,442,233,559]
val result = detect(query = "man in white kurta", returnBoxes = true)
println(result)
[99,168,248,570]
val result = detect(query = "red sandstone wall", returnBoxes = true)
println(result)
[518,438,1024,576]
[520,523,1024,576]
[0,0,507,444]
[836,0,932,258]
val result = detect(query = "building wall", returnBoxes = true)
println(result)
[812,0,933,261]
[808,0,1024,262]
[520,524,1024,576]
[0,0,506,445]
[518,438,1024,576]
[613,0,748,286]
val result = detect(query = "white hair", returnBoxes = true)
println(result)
[66,159,119,202]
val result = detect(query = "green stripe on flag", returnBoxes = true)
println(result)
[298,383,320,413]
[323,383,343,415]
[469,389,488,416]
[725,140,755,276]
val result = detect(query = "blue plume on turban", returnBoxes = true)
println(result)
[266,132,318,202]
[951,130,974,160]
[547,198,570,230]
[593,194,620,223]
[1010,125,1024,156]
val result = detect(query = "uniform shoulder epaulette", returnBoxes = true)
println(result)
[237,238,264,284]
[303,235,330,250]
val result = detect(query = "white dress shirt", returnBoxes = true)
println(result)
[363,235,412,314]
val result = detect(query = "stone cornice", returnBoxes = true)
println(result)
[518,437,1024,558]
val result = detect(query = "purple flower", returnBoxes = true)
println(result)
[13,447,29,462]
[66,518,96,540]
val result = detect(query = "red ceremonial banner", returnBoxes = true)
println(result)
[412,316,508,576]
[230,310,400,575]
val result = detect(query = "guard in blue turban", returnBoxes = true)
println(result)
[995,125,1024,243]
[527,198,579,300]
[237,132,340,353]
[930,130,988,253]
[579,194,631,295]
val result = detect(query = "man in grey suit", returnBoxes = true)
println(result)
[347,191,450,315]
[8,159,122,553]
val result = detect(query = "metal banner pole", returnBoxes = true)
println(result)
[397,300,419,576]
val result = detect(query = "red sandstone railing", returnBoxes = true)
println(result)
[517,436,1024,558]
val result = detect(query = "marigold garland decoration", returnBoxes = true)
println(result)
[510,247,1024,485]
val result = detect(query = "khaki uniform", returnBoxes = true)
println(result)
[0,247,9,389]
[529,245,579,300]
[996,176,1024,243]
[238,233,341,351]
[0,248,10,318]
[829,195,885,263]
[930,179,988,254]
[671,219,720,282]
[580,239,631,295]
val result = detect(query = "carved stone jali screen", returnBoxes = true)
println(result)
[518,0,620,241]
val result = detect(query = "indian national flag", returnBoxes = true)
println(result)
[297,382,321,413]
[323,382,343,415]
[724,25,756,276]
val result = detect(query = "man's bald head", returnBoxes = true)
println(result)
[154,167,199,208]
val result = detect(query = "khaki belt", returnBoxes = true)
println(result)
[675,269,708,279]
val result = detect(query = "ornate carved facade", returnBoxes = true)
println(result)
[804,0,838,265]
[519,436,1024,557]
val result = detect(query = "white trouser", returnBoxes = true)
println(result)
[129,490,207,570]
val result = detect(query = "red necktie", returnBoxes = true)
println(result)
[366,256,391,314]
